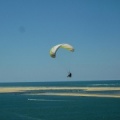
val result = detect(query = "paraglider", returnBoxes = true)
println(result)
[49,43,74,78]
[49,43,74,58]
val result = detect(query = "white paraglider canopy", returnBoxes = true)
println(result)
[49,43,74,58]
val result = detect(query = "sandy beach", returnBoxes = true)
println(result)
[0,87,120,98]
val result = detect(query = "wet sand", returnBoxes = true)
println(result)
[0,87,120,98]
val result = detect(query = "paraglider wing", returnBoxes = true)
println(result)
[49,43,74,58]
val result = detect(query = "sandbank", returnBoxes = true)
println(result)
[0,87,120,98]
[0,87,120,92]
[25,92,120,98]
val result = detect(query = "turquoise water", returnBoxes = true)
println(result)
[0,80,120,120]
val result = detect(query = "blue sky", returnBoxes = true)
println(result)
[0,0,120,82]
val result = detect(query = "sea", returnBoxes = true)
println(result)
[0,80,120,120]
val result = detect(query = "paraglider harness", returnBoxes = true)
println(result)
[67,72,72,77]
